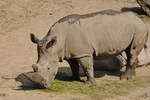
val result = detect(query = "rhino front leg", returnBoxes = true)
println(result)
[67,59,80,81]
[78,56,96,84]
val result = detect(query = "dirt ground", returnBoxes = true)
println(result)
[0,0,150,100]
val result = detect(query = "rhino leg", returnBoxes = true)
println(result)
[67,59,80,81]
[121,47,139,80]
[121,57,138,80]
[78,56,96,84]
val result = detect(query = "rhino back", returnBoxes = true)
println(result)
[54,11,147,59]
[79,12,137,57]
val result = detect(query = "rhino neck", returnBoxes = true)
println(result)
[48,22,71,61]
[57,39,71,62]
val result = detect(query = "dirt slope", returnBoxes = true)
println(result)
[0,0,150,100]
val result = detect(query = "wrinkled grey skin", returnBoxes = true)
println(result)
[24,9,149,88]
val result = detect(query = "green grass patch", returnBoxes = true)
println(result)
[139,14,149,19]
[42,76,150,98]
[138,14,150,23]
[127,0,136,3]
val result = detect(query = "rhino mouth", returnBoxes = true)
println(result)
[23,72,50,89]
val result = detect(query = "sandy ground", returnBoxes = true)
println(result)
[0,0,150,100]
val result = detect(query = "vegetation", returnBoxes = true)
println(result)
[139,14,149,19]
[42,76,150,99]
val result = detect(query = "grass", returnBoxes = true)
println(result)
[127,0,136,3]
[42,76,150,99]
[139,14,149,19]
[138,14,150,23]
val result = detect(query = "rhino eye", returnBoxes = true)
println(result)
[46,36,57,49]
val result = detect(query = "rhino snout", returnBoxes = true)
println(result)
[32,64,39,72]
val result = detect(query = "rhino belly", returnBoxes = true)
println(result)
[94,33,133,59]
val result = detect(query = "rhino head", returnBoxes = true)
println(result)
[24,33,59,88]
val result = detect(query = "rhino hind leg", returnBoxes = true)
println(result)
[78,56,96,85]
[121,56,138,80]
[67,59,80,81]
[121,43,143,80]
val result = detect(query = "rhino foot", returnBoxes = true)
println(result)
[85,78,96,85]
[131,70,136,76]
[120,73,133,80]
[23,72,50,89]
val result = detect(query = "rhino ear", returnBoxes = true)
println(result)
[30,33,39,44]
[46,36,57,49]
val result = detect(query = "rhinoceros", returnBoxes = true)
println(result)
[24,9,149,88]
